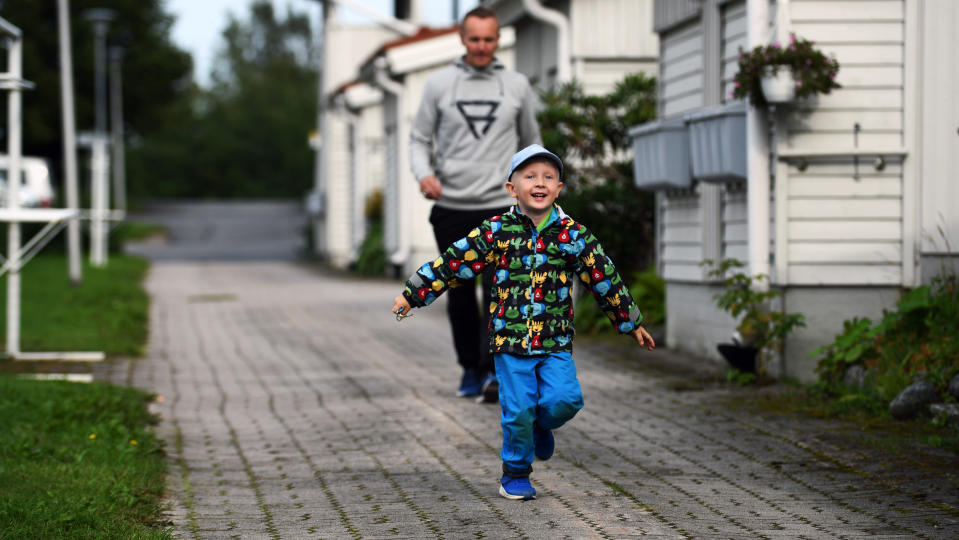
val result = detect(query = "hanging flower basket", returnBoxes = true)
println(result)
[732,33,841,107]
[759,66,796,104]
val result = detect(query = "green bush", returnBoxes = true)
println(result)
[575,266,664,335]
[812,273,959,402]
[353,189,387,277]
[538,74,658,276]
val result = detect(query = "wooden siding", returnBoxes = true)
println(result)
[654,0,702,33]
[661,191,703,281]
[785,164,904,284]
[919,0,959,253]
[720,1,747,103]
[325,116,353,266]
[721,187,748,262]
[579,60,658,95]
[786,0,905,150]
[778,0,908,285]
[571,0,658,58]
[660,20,704,118]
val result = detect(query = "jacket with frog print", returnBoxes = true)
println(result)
[401,204,644,356]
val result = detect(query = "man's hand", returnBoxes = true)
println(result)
[419,176,442,200]
[631,327,656,351]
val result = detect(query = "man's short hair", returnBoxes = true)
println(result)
[461,6,499,29]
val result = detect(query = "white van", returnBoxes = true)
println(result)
[0,155,56,207]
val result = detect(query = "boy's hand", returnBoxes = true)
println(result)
[392,296,412,317]
[631,327,656,351]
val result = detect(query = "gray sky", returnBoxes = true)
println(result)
[166,0,478,86]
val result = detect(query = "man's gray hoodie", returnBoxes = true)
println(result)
[410,57,541,210]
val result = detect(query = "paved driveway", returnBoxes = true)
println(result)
[105,201,959,539]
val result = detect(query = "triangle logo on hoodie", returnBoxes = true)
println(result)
[456,100,500,139]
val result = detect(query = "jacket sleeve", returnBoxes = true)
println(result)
[402,219,497,308]
[574,225,644,334]
[409,77,439,182]
[517,78,542,147]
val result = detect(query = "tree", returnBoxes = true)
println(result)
[129,1,318,199]
[538,73,658,275]
[0,0,193,181]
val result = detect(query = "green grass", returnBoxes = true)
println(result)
[0,255,149,355]
[0,252,169,536]
[0,376,170,538]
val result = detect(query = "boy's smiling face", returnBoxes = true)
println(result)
[506,160,563,226]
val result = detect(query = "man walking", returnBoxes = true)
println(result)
[409,6,541,403]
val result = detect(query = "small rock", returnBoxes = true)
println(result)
[929,403,959,427]
[889,381,939,420]
[843,365,867,388]
[949,373,959,400]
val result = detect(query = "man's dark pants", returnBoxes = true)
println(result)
[429,204,510,378]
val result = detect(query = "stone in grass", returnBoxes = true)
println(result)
[949,373,959,400]
[929,403,959,427]
[890,381,940,420]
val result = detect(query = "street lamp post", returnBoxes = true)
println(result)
[57,0,83,284]
[109,46,126,214]
[83,8,115,267]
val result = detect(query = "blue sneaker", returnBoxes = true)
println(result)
[499,475,536,500]
[476,374,499,403]
[533,423,554,461]
[457,369,481,397]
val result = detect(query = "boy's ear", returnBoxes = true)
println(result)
[505,181,517,197]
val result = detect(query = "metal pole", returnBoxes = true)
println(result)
[84,9,114,267]
[58,0,83,284]
[746,0,770,285]
[6,32,24,356]
[109,46,126,213]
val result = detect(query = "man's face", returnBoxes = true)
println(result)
[460,15,499,68]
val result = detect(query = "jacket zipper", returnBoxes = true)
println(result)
[527,223,538,355]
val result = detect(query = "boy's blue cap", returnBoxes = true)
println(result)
[507,144,563,181]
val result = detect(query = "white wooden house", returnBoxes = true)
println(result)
[631,0,958,381]
[484,0,659,93]
[310,7,397,268]
[354,27,519,276]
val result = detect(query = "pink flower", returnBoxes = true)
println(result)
[796,80,803,87]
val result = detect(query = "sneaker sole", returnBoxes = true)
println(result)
[478,381,499,403]
[498,485,535,500]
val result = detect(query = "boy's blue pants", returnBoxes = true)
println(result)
[494,352,584,473]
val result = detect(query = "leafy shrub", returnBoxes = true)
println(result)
[538,74,658,276]
[812,273,959,402]
[703,259,806,354]
[353,189,387,276]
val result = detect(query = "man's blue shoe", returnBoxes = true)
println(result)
[457,369,481,397]
[499,474,536,500]
[533,423,554,461]
[477,374,499,403]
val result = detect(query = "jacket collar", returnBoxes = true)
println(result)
[508,204,571,228]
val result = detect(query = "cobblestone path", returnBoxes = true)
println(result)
[98,260,959,539]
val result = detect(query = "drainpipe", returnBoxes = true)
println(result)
[521,0,571,83]
[372,57,410,267]
[746,0,770,285]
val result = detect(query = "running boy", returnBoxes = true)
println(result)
[392,144,655,500]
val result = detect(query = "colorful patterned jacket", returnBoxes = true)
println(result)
[402,205,644,356]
